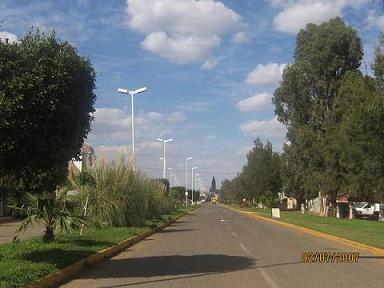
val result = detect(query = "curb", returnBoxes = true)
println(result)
[31,210,192,288]
[219,204,384,256]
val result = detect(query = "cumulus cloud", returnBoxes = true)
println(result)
[166,111,187,124]
[0,31,18,43]
[240,117,286,138]
[246,63,287,86]
[271,0,368,33]
[141,32,220,64]
[126,0,245,64]
[367,12,384,32]
[237,93,272,112]
[202,58,218,70]
[232,31,249,44]
[90,108,185,143]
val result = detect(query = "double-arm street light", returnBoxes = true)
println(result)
[185,157,192,201]
[117,86,147,172]
[191,167,197,204]
[157,138,173,178]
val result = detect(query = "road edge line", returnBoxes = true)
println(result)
[31,208,195,288]
[219,204,384,256]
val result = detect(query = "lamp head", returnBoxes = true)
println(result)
[117,88,128,94]
[134,87,147,94]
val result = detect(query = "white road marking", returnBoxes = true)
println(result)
[238,242,279,288]
[258,268,279,288]
[239,243,250,254]
[231,231,238,238]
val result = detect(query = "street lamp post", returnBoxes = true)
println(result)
[167,167,173,186]
[185,157,192,203]
[195,174,200,203]
[157,138,173,178]
[192,167,197,205]
[117,86,147,172]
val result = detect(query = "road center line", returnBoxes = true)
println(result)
[258,268,279,288]
[239,243,250,254]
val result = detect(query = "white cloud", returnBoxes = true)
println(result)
[237,93,272,112]
[90,108,185,143]
[232,31,249,44]
[205,134,216,141]
[240,117,286,138]
[271,0,368,33]
[0,31,18,43]
[246,63,287,86]
[166,111,186,124]
[176,101,211,112]
[141,32,220,64]
[202,58,218,70]
[367,13,384,32]
[126,0,245,64]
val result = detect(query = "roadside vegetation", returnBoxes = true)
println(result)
[0,29,195,288]
[221,17,384,215]
[0,206,193,288]
[230,205,384,249]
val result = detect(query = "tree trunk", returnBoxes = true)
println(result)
[43,226,55,242]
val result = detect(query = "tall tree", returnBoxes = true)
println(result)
[0,30,96,194]
[326,71,384,202]
[273,17,363,204]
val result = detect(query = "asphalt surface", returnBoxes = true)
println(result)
[62,204,384,288]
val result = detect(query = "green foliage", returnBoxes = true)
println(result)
[273,17,365,203]
[0,205,193,288]
[153,178,170,195]
[324,72,384,201]
[78,171,96,187]
[225,18,384,207]
[0,29,96,194]
[11,191,84,242]
[74,155,175,228]
[170,186,187,203]
[221,138,282,204]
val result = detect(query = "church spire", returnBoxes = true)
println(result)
[210,176,216,194]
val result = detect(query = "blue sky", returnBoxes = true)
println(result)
[1,0,383,189]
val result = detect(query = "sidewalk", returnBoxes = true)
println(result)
[0,219,44,245]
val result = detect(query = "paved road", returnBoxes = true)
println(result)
[62,204,384,288]
[0,219,44,245]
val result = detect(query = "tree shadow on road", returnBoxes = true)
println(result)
[81,256,303,288]
[77,254,254,279]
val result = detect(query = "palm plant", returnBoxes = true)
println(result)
[11,191,84,242]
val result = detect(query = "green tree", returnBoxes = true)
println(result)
[0,30,96,194]
[169,186,186,203]
[221,138,282,205]
[326,71,384,202]
[273,18,363,205]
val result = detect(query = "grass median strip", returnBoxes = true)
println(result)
[227,205,384,249]
[0,206,194,288]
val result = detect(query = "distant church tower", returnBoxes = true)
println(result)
[210,176,217,194]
